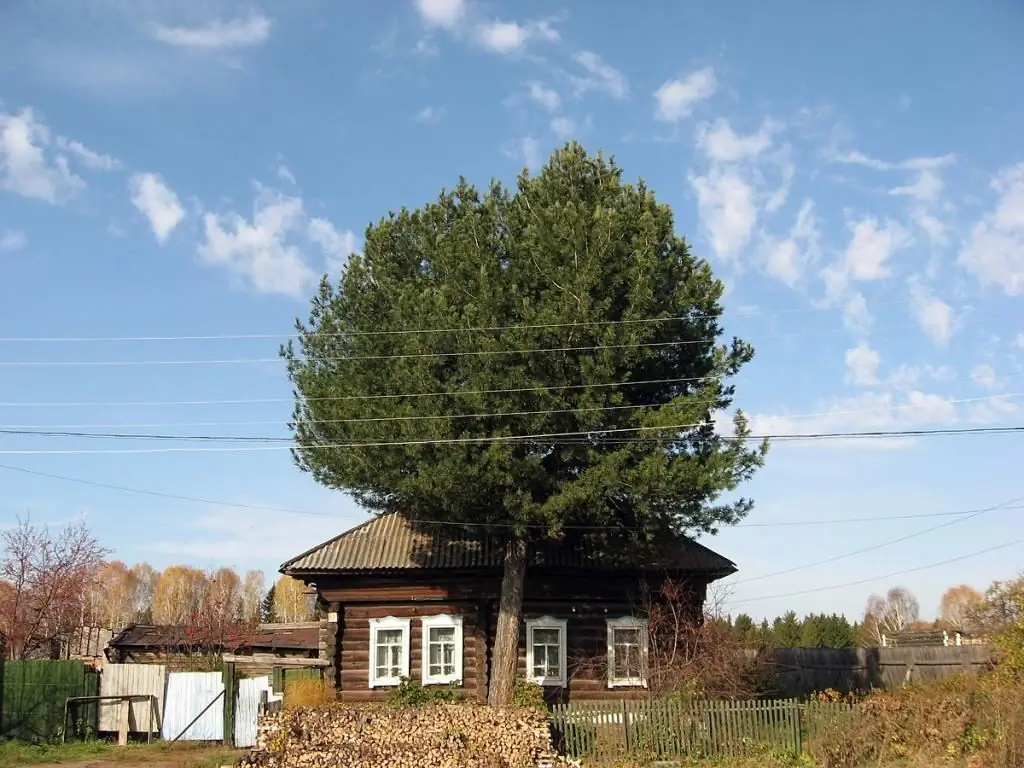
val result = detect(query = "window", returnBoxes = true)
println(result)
[526,616,567,687]
[421,614,463,685]
[368,616,410,688]
[606,617,648,688]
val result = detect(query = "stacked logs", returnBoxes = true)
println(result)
[237,704,578,768]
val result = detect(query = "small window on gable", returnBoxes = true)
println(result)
[526,616,567,687]
[368,616,410,688]
[421,614,463,685]
[606,616,648,688]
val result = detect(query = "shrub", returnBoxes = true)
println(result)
[386,676,461,707]
[512,679,547,710]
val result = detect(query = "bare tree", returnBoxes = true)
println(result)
[0,518,108,659]
[864,586,920,645]
[240,570,265,622]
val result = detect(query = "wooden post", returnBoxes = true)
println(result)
[117,699,129,746]
[222,661,236,747]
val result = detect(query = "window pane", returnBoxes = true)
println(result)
[534,628,559,645]
[430,627,455,643]
[379,629,402,645]
[615,628,639,645]
[429,643,442,667]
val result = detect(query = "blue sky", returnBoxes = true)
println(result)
[1,0,1022,624]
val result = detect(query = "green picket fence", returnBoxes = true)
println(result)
[0,660,100,743]
[549,698,856,762]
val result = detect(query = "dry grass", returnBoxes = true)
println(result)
[806,674,1024,768]
[283,676,337,708]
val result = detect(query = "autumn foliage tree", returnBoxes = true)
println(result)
[939,584,984,629]
[272,575,314,622]
[284,143,766,704]
[151,565,207,624]
[0,518,107,659]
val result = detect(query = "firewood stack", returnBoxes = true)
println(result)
[237,704,578,768]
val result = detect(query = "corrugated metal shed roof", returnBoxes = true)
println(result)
[280,513,736,577]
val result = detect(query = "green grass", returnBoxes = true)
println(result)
[0,740,241,767]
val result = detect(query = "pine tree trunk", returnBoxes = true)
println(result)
[487,537,528,706]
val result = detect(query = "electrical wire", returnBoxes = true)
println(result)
[0,460,1017,531]
[0,424,1021,453]
[0,299,921,343]
[0,318,994,367]
[727,536,1024,605]
[726,497,1024,586]
[2,391,1020,431]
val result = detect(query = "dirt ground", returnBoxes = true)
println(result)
[19,748,242,768]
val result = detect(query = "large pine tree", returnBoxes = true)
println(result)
[283,144,767,704]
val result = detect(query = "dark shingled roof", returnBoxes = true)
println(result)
[281,512,736,578]
[107,624,318,651]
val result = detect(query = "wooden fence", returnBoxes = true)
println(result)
[549,698,855,762]
[759,645,993,697]
[0,660,100,742]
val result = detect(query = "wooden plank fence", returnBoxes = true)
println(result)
[549,698,856,762]
[0,660,100,742]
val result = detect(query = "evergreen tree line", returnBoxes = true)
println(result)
[714,611,862,649]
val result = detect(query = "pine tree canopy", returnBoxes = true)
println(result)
[283,143,767,544]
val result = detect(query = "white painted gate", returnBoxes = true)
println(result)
[98,663,166,733]
[233,676,279,748]
[161,671,224,742]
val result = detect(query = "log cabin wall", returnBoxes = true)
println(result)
[315,568,708,703]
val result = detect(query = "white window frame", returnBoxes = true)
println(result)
[421,614,464,686]
[526,616,568,688]
[368,616,411,688]
[606,616,649,688]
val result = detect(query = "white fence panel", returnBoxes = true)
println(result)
[98,663,166,733]
[234,676,278,748]
[161,671,224,742]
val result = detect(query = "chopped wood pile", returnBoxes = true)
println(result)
[237,704,580,768]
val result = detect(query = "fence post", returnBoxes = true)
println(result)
[222,661,236,747]
[621,699,630,753]
[794,699,803,754]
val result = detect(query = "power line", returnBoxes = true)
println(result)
[2,392,1020,431]
[0,460,1016,531]
[0,299,920,343]
[726,497,1024,586]
[0,318,996,368]
[3,368,1020,410]
[728,536,1024,605]
[0,424,1021,454]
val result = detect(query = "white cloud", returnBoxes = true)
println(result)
[958,163,1024,295]
[689,167,757,262]
[54,136,119,171]
[1018,333,1024,349]
[970,364,998,390]
[842,292,872,336]
[527,83,561,112]
[153,13,272,50]
[503,136,542,170]
[276,161,296,185]
[309,217,359,275]
[0,107,85,203]
[414,106,445,124]
[845,342,880,386]
[760,199,819,286]
[908,279,954,346]
[571,52,628,99]
[843,217,910,281]
[654,67,717,122]
[198,190,315,298]
[888,363,957,390]
[695,118,778,163]
[475,20,531,54]
[910,209,947,248]
[0,230,27,253]
[129,172,185,243]
[550,116,575,139]
[414,0,466,29]
[829,150,955,205]
[749,389,959,445]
